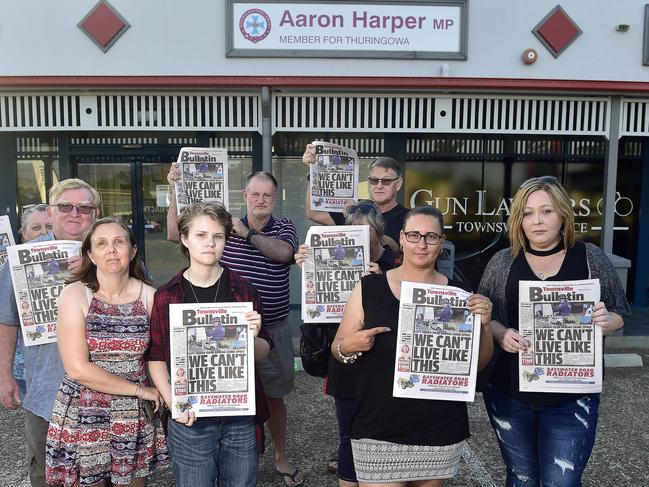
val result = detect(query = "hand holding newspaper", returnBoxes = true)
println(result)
[393,281,481,402]
[301,225,369,323]
[174,147,229,214]
[308,141,359,213]
[169,302,256,418]
[518,279,602,393]
[7,240,81,346]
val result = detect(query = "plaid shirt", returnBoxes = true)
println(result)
[145,267,270,449]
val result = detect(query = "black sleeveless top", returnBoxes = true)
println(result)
[492,241,591,406]
[326,247,396,399]
[350,273,470,446]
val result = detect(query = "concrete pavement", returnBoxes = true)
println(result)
[1,352,647,487]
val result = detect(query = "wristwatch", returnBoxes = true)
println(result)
[246,229,259,243]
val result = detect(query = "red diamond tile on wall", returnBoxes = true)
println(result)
[533,6,582,58]
[78,0,130,53]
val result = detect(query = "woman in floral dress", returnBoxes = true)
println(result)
[46,218,169,486]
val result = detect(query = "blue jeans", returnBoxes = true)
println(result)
[335,397,357,482]
[17,378,26,401]
[167,416,257,487]
[483,385,600,487]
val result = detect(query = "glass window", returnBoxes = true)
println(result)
[17,160,47,207]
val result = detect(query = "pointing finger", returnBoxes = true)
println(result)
[365,327,391,336]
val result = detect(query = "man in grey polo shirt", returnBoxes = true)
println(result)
[0,178,100,487]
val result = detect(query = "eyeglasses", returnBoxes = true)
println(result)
[51,203,96,215]
[346,201,376,215]
[519,175,559,188]
[404,231,443,245]
[368,177,399,186]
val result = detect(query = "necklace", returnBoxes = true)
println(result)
[186,267,223,303]
[526,250,565,280]
[526,241,564,257]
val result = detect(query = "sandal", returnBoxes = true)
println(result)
[276,468,305,487]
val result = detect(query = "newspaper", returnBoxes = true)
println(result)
[7,240,81,346]
[301,225,369,323]
[309,141,359,213]
[174,147,229,214]
[0,215,16,267]
[393,281,481,402]
[518,279,602,393]
[169,301,256,418]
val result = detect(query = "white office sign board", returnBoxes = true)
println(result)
[227,1,467,59]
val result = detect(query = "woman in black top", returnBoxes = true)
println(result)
[478,176,630,487]
[331,206,494,487]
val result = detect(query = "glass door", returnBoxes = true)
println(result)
[75,152,254,288]
[77,163,132,227]
[77,161,181,287]
[142,162,179,286]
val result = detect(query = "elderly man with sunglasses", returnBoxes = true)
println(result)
[0,178,99,487]
[303,144,408,252]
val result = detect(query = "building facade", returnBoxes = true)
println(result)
[1,0,648,307]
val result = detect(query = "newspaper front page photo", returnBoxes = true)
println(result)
[309,141,359,213]
[169,302,256,419]
[393,281,481,402]
[7,240,81,346]
[174,147,229,214]
[301,225,369,323]
[518,279,602,393]
[0,215,15,267]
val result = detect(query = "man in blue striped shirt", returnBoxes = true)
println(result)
[221,171,302,484]
[167,169,303,485]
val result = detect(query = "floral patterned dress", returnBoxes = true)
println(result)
[46,286,169,486]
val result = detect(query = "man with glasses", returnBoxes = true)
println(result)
[0,178,99,487]
[303,144,408,251]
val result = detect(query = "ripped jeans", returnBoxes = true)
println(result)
[483,385,600,487]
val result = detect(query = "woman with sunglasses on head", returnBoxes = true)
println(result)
[295,200,396,487]
[20,204,53,242]
[146,202,270,487]
[11,204,53,401]
[330,206,494,487]
[478,176,630,487]
[46,217,169,487]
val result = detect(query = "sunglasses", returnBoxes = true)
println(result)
[519,175,559,188]
[51,203,97,215]
[368,177,399,186]
[22,203,48,212]
[346,201,376,215]
[403,231,443,245]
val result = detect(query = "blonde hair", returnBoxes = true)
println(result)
[48,178,101,207]
[508,177,575,256]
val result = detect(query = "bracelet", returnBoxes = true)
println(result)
[336,340,361,364]
[246,229,259,243]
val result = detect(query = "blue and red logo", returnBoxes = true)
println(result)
[239,8,271,43]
